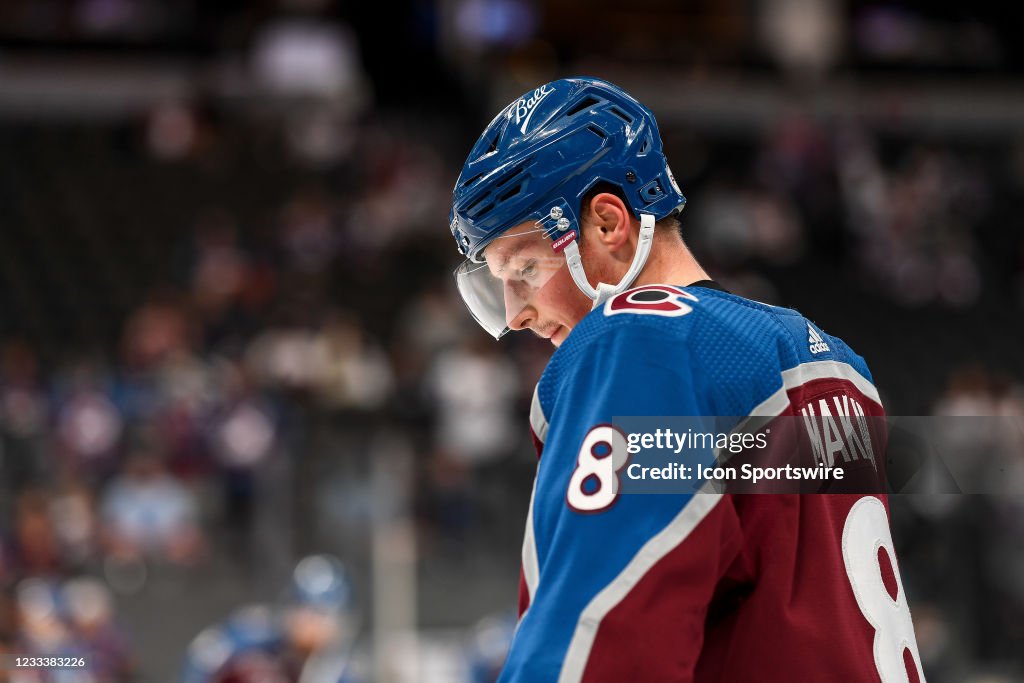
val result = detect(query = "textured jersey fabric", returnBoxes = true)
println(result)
[505,284,924,683]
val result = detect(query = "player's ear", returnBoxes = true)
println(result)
[585,192,631,252]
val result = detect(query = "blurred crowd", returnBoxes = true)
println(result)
[0,107,1021,680]
[0,2,1021,682]
[0,99,550,680]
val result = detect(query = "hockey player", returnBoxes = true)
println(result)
[180,555,362,683]
[449,77,925,682]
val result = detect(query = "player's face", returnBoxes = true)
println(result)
[483,222,593,347]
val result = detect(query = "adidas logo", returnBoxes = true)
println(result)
[808,323,830,355]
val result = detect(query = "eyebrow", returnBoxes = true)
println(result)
[495,242,530,274]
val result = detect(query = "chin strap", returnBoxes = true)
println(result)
[563,213,656,309]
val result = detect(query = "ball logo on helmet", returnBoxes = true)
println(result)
[512,84,554,135]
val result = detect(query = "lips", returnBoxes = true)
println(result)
[531,324,567,344]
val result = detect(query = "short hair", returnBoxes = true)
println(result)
[579,182,682,237]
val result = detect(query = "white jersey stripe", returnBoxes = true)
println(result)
[780,359,881,406]
[557,494,724,683]
[521,471,540,615]
[745,359,881,420]
[530,384,549,443]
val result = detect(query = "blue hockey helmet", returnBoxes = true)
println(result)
[288,554,353,614]
[450,77,686,338]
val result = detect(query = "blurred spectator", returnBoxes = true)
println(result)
[49,472,99,569]
[758,0,844,77]
[396,283,467,361]
[279,187,339,275]
[63,576,136,680]
[453,0,538,52]
[244,313,393,411]
[14,578,75,660]
[0,342,49,492]
[208,366,277,562]
[0,342,48,442]
[101,451,203,567]
[688,184,806,270]
[308,313,393,411]
[13,490,62,577]
[427,336,518,466]
[245,327,322,392]
[147,101,202,162]
[190,209,250,324]
[933,365,1000,418]
[836,130,987,307]
[252,14,365,101]
[121,294,195,370]
[7,575,135,682]
[54,361,124,478]
[463,610,515,683]
[180,555,364,683]
[344,128,450,252]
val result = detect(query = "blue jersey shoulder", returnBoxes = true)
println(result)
[538,284,874,419]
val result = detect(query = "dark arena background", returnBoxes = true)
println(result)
[0,1,1022,681]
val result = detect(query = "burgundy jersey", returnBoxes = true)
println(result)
[503,284,924,683]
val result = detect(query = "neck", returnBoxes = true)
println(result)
[631,230,710,288]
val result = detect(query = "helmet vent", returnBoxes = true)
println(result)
[466,194,494,216]
[640,179,664,202]
[495,166,525,188]
[450,78,686,259]
[498,184,523,202]
[608,106,632,124]
[471,201,494,217]
[485,123,505,154]
[566,96,601,117]
[460,171,485,188]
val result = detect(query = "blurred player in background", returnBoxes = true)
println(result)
[462,610,516,683]
[448,77,925,682]
[180,555,362,683]
[11,576,134,683]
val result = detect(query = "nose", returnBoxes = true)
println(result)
[507,305,535,331]
[504,283,534,331]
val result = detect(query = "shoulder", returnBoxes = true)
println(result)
[536,285,784,407]
[549,283,799,370]
[537,283,876,417]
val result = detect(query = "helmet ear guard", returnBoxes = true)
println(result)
[562,213,656,308]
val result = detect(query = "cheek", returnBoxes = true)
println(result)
[537,268,592,323]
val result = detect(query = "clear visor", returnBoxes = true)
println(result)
[454,225,570,339]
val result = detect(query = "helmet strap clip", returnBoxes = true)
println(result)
[563,213,656,309]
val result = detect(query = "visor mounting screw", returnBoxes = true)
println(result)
[625,170,637,183]
[549,206,563,220]
[556,217,570,231]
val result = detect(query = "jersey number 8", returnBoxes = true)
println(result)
[843,496,926,683]
[566,424,630,513]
